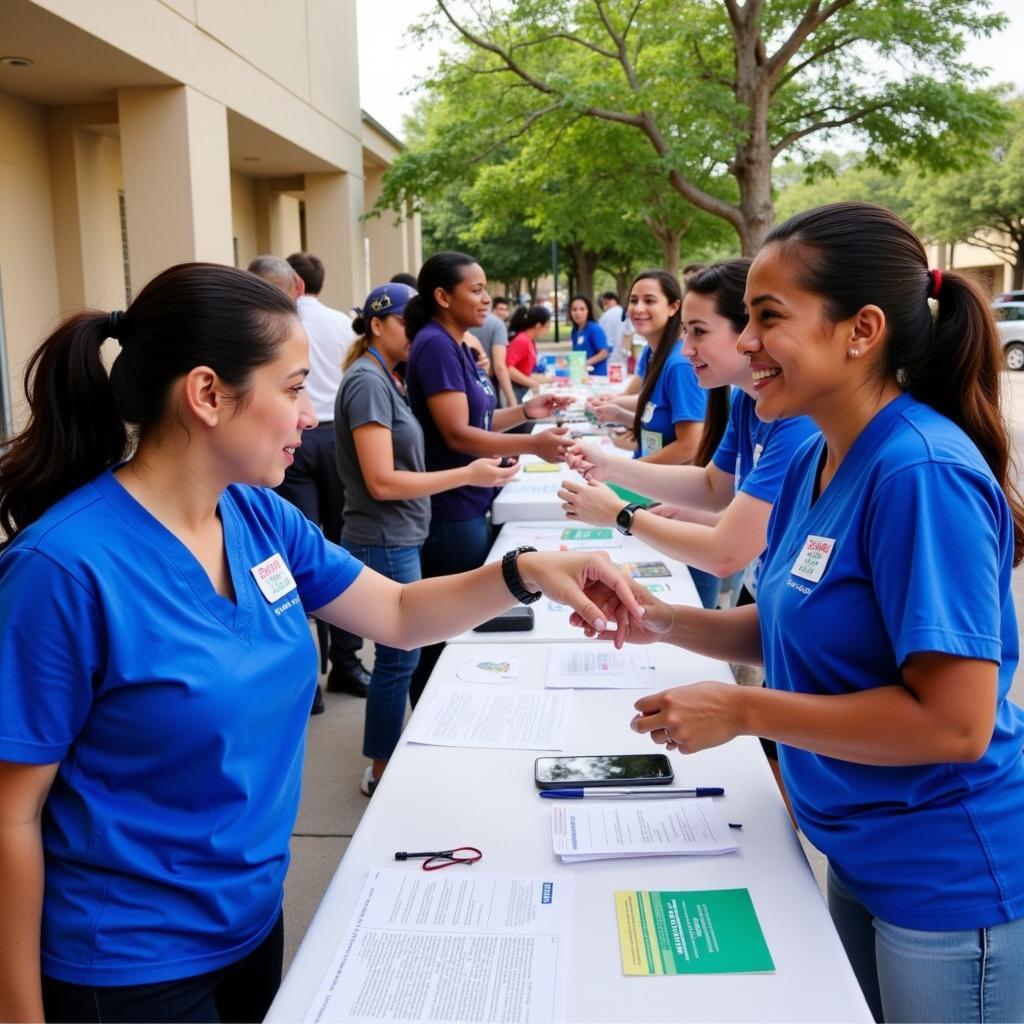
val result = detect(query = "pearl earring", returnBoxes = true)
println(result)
[849,347,860,357]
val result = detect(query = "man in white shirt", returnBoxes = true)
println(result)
[248,254,368,705]
[598,291,628,361]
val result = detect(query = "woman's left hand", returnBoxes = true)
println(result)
[518,550,645,634]
[525,393,573,420]
[557,478,624,526]
[631,683,744,754]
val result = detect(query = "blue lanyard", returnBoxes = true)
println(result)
[366,347,404,397]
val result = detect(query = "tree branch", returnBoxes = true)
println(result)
[515,30,618,61]
[771,35,857,94]
[593,0,642,92]
[765,0,856,90]
[771,102,887,156]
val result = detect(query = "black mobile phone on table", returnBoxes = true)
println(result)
[534,753,673,789]
[473,606,534,632]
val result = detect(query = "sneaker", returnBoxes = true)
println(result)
[360,765,379,797]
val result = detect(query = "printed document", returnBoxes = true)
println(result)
[546,644,653,689]
[406,685,573,750]
[552,798,738,862]
[303,870,572,1023]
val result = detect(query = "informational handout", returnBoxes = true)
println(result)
[501,479,563,496]
[406,685,573,750]
[303,870,572,1023]
[546,645,653,689]
[456,653,521,684]
[551,798,738,862]
[615,888,774,975]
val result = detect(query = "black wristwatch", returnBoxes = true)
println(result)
[502,546,542,604]
[615,502,642,536]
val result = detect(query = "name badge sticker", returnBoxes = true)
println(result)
[790,534,835,584]
[250,552,298,604]
[641,401,656,425]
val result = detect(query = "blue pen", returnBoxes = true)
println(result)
[539,787,724,799]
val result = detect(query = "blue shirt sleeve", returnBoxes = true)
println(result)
[711,396,742,476]
[866,462,1007,666]
[740,416,819,503]
[586,321,609,356]
[662,357,707,424]
[0,548,101,763]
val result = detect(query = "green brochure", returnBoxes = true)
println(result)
[560,527,614,541]
[615,888,775,975]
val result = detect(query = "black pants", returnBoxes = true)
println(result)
[274,421,362,670]
[42,913,283,1024]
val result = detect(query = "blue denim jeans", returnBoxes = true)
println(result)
[409,514,494,706]
[341,541,422,761]
[828,867,1024,1023]
[689,566,721,609]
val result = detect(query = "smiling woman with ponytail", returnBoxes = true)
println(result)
[586,203,1024,1024]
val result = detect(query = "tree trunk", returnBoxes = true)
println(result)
[613,271,632,303]
[1014,251,1024,290]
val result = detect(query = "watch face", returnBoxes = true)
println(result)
[616,507,632,533]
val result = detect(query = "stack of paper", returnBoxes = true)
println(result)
[551,798,738,863]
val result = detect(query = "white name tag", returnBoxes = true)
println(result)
[250,552,298,604]
[640,429,663,457]
[641,401,656,425]
[790,534,835,583]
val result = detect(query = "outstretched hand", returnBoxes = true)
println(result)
[631,682,743,754]
[518,551,646,637]
[558,477,624,526]
[567,579,674,649]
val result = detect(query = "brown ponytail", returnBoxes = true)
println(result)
[766,202,1024,565]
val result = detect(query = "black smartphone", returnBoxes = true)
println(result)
[534,753,674,789]
[499,456,519,468]
[473,606,534,632]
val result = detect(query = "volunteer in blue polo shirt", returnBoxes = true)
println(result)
[568,294,610,375]
[578,204,1024,1024]
[404,251,572,703]
[0,264,643,1024]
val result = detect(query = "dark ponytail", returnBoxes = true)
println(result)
[687,259,752,467]
[404,251,477,341]
[0,262,297,540]
[631,270,685,446]
[767,201,1024,565]
[509,304,551,335]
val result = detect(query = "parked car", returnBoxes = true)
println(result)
[994,302,1024,370]
[995,290,1024,304]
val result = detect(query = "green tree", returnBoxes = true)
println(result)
[427,0,1007,254]
[910,100,1024,289]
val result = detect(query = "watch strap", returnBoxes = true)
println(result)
[501,546,542,604]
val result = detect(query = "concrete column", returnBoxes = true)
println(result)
[268,192,302,257]
[405,204,422,273]
[304,170,364,312]
[117,85,233,291]
[363,165,409,285]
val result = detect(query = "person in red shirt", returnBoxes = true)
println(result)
[506,304,554,401]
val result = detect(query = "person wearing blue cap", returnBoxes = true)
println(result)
[335,283,519,795]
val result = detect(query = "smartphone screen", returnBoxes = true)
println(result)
[534,754,673,788]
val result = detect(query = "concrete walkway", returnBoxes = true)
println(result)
[282,371,1024,970]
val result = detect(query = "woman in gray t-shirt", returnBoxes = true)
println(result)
[334,283,518,795]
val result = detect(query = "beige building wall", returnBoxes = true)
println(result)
[0,0,417,432]
[0,91,61,425]
[928,238,1015,295]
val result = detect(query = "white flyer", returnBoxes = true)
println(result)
[406,685,573,750]
[552,798,738,863]
[545,644,653,689]
[303,870,572,1024]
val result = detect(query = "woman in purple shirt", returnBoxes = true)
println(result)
[405,251,572,701]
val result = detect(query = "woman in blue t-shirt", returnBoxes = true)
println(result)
[578,204,1024,1023]
[569,294,610,375]
[404,252,573,703]
[0,265,643,1023]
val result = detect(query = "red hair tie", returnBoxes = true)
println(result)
[928,268,943,300]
